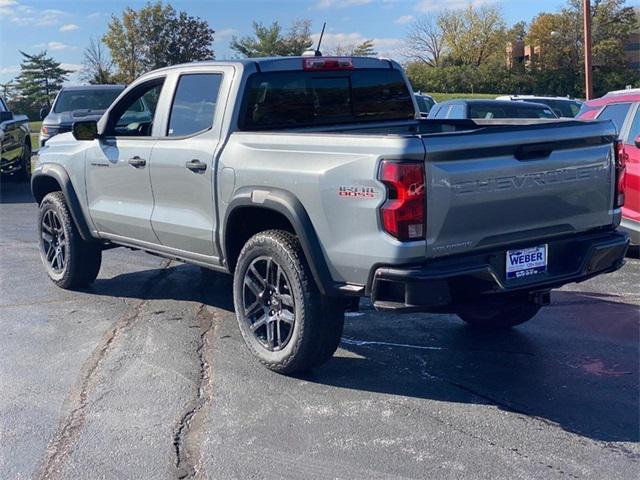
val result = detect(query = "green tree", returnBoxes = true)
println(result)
[82,38,114,84]
[438,4,507,66]
[352,40,377,57]
[103,1,214,83]
[230,20,313,57]
[15,50,71,109]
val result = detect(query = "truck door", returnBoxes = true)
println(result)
[85,76,167,244]
[148,66,233,258]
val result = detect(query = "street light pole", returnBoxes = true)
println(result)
[583,0,593,100]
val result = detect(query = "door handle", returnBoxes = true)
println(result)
[128,156,146,168]
[185,159,207,172]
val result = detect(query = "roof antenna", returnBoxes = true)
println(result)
[315,22,326,56]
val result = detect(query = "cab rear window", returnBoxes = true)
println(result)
[239,69,414,130]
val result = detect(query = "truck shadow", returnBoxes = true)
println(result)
[89,263,639,444]
[0,178,33,204]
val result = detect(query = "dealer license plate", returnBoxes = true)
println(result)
[506,245,547,280]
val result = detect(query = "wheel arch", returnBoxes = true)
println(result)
[31,165,94,241]
[223,188,337,296]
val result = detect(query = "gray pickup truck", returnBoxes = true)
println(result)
[32,56,629,374]
[1,96,31,180]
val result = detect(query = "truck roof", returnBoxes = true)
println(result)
[147,56,398,75]
[60,84,126,91]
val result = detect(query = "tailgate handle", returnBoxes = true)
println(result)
[515,142,555,161]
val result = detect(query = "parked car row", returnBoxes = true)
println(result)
[3,67,637,250]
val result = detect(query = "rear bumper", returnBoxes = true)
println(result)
[370,229,629,312]
[620,217,640,245]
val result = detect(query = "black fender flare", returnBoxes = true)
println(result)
[223,187,338,296]
[31,164,95,241]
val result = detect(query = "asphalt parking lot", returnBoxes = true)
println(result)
[1,179,639,480]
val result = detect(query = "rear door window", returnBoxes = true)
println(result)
[168,73,223,137]
[597,103,632,135]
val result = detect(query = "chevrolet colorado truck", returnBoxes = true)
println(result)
[32,57,629,374]
[1,96,31,181]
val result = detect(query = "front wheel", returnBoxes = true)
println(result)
[38,191,102,289]
[233,230,344,374]
[457,299,541,329]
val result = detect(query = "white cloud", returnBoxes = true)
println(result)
[316,0,373,9]
[0,65,20,75]
[311,31,402,59]
[395,15,414,24]
[33,41,70,51]
[415,0,494,12]
[59,23,78,32]
[60,63,83,72]
[87,12,106,19]
[216,28,238,41]
[0,2,68,26]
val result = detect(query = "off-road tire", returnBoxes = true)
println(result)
[457,300,541,329]
[38,191,102,289]
[233,230,344,374]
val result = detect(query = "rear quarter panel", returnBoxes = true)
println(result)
[218,132,427,285]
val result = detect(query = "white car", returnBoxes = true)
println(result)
[496,95,583,118]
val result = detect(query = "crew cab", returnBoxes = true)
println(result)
[0,96,31,181]
[32,57,629,374]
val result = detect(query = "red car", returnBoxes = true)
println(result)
[578,89,640,246]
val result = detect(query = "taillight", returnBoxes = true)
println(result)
[379,160,425,241]
[303,57,354,71]
[614,140,626,208]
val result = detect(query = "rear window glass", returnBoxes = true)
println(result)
[53,88,123,113]
[469,104,556,119]
[597,103,632,135]
[239,69,414,130]
[525,99,582,117]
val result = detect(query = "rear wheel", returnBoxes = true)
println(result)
[233,230,344,374]
[457,298,541,329]
[38,191,102,289]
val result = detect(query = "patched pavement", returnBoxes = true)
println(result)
[1,180,638,479]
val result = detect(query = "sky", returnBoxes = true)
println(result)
[0,0,585,84]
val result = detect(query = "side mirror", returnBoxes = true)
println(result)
[0,111,13,122]
[635,135,640,149]
[39,107,49,120]
[72,120,99,141]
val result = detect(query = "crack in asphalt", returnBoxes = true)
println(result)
[173,303,219,479]
[409,356,582,479]
[33,259,172,480]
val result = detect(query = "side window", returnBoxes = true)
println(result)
[597,103,632,136]
[167,73,222,137]
[434,106,450,119]
[0,98,7,112]
[626,106,640,146]
[448,104,465,119]
[106,78,165,137]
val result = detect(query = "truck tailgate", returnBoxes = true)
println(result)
[422,120,618,258]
